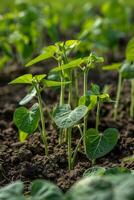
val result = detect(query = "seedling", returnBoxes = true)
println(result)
[103,37,134,120]
[52,53,108,169]
[52,52,104,133]
[26,40,80,106]
[84,84,119,164]
[53,104,88,170]
[26,40,82,144]
[9,74,70,155]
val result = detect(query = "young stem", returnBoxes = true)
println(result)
[83,69,88,141]
[96,99,100,131]
[68,127,72,170]
[114,72,122,120]
[74,69,79,106]
[130,79,134,118]
[60,76,65,106]
[72,135,84,168]
[60,45,68,106]
[34,84,48,156]
[58,60,65,144]
[68,71,73,105]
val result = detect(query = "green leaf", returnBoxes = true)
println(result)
[99,93,110,102]
[19,130,28,142]
[9,74,33,84]
[43,80,70,87]
[9,74,46,85]
[88,52,104,64]
[13,103,40,134]
[104,167,132,175]
[0,181,24,200]
[83,166,106,177]
[120,62,134,79]
[91,84,100,95]
[34,74,46,82]
[19,88,36,105]
[31,180,64,200]
[88,95,98,110]
[26,45,56,67]
[51,58,83,72]
[66,174,134,200]
[85,128,119,160]
[126,37,134,62]
[53,104,88,128]
[79,95,97,111]
[65,40,80,49]
[102,63,121,71]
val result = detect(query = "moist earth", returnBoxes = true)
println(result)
[0,67,134,192]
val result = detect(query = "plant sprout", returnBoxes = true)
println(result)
[9,74,70,155]
[26,40,80,106]
[26,40,82,144]
[53,104,88,170]
[103,37,134,120]
[83,84,119,164]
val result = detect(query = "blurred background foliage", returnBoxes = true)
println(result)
[0,0,134,69]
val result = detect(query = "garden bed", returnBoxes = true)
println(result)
[0,67,133,192]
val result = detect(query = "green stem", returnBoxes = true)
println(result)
[130,79,134,118]
[72,135,84,168]
[114,72,122,120]
[74,69,79,106]
[34,84,48,156]
[68,127,72,170]
[58,59,65,144]
[96,99,100,131]
[68,71,73,105]
[83,69,88,141]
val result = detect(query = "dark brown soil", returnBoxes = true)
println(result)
[0,66,134,192]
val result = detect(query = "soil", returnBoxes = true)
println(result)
[0,65,134,192]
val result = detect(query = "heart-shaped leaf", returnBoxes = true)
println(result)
[31,180,64,200]
[85,128,119,160]
[53,104,88,128]
[13,103,40,134]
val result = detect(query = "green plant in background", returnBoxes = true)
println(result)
[0,0,134,69]
[9,74,69,155]
[78,0,133,55]
[103,37,134,120]
[0,1,45,67]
